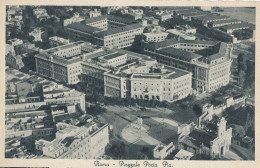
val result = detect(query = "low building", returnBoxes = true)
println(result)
[35,122,109,159]
[173,149,194,160]
[64,12,85,26]
[6,54,24,70]
[175,25,196,34]
[7,7,23,21]
[155,11,172,22]
[7,38,23,46]
[143,17,159,25]
[89,8,102,18]
[143,32,169,42]
[167,29,196,41]
[208,19,242,28]
[153,142,175,159]
[219,23,253,34]
[192,14,230,27]
[33,8,50,21]
[29,28,44,42]
[49,36,70,47]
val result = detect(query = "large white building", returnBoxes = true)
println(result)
[35,122,109,159]
[143,39,233,93]
[35,41,85,85]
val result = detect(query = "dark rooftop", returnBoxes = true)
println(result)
[94,23,143,37]
[66,22,102,34]
[209,19,241,25]
[158,47,202,61]
[193,14,230,22]
[188,129,216,148]
[85,15,107,24]
[220,23,253,30]
[107,15,139,24]
[102,52,125,60]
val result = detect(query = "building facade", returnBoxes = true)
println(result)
[35,42,85,85]
[142,39,233,93]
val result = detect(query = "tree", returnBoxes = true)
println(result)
[87,104,106,116]
[105,141,127,159]
[237,53,246,73]
[193,104,203,117]
[231,124,246,138]
[238,70,246,87]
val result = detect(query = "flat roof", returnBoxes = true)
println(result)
[102,52,125,60]
[94,23,143,37]
[66,22,102,34]
[220,23,252,30]
[194,14,230,22]
[158,47,202,61]
[107,15,138,24]
[209,19,241,25]
[85,15,107,24]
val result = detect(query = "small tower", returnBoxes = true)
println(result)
[217,117,227,138]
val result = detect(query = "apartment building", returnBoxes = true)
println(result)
[143,39,233,93]
[35,122,109,159]
[35,41,85,85]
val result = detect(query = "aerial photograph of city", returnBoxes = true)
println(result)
[5,5,255,161]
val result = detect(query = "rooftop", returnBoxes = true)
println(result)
[220,22,253,30]
[180,129,216,148]
[102,52,125,60]
[94,23,143,37]
[85,15,107,24]
[194,14,230,22]
[107,15,138,24]
[158,47,202,61]
[209,19,241,25]
[66,22,102,34]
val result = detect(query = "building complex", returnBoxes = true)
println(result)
[142,39,233,93]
